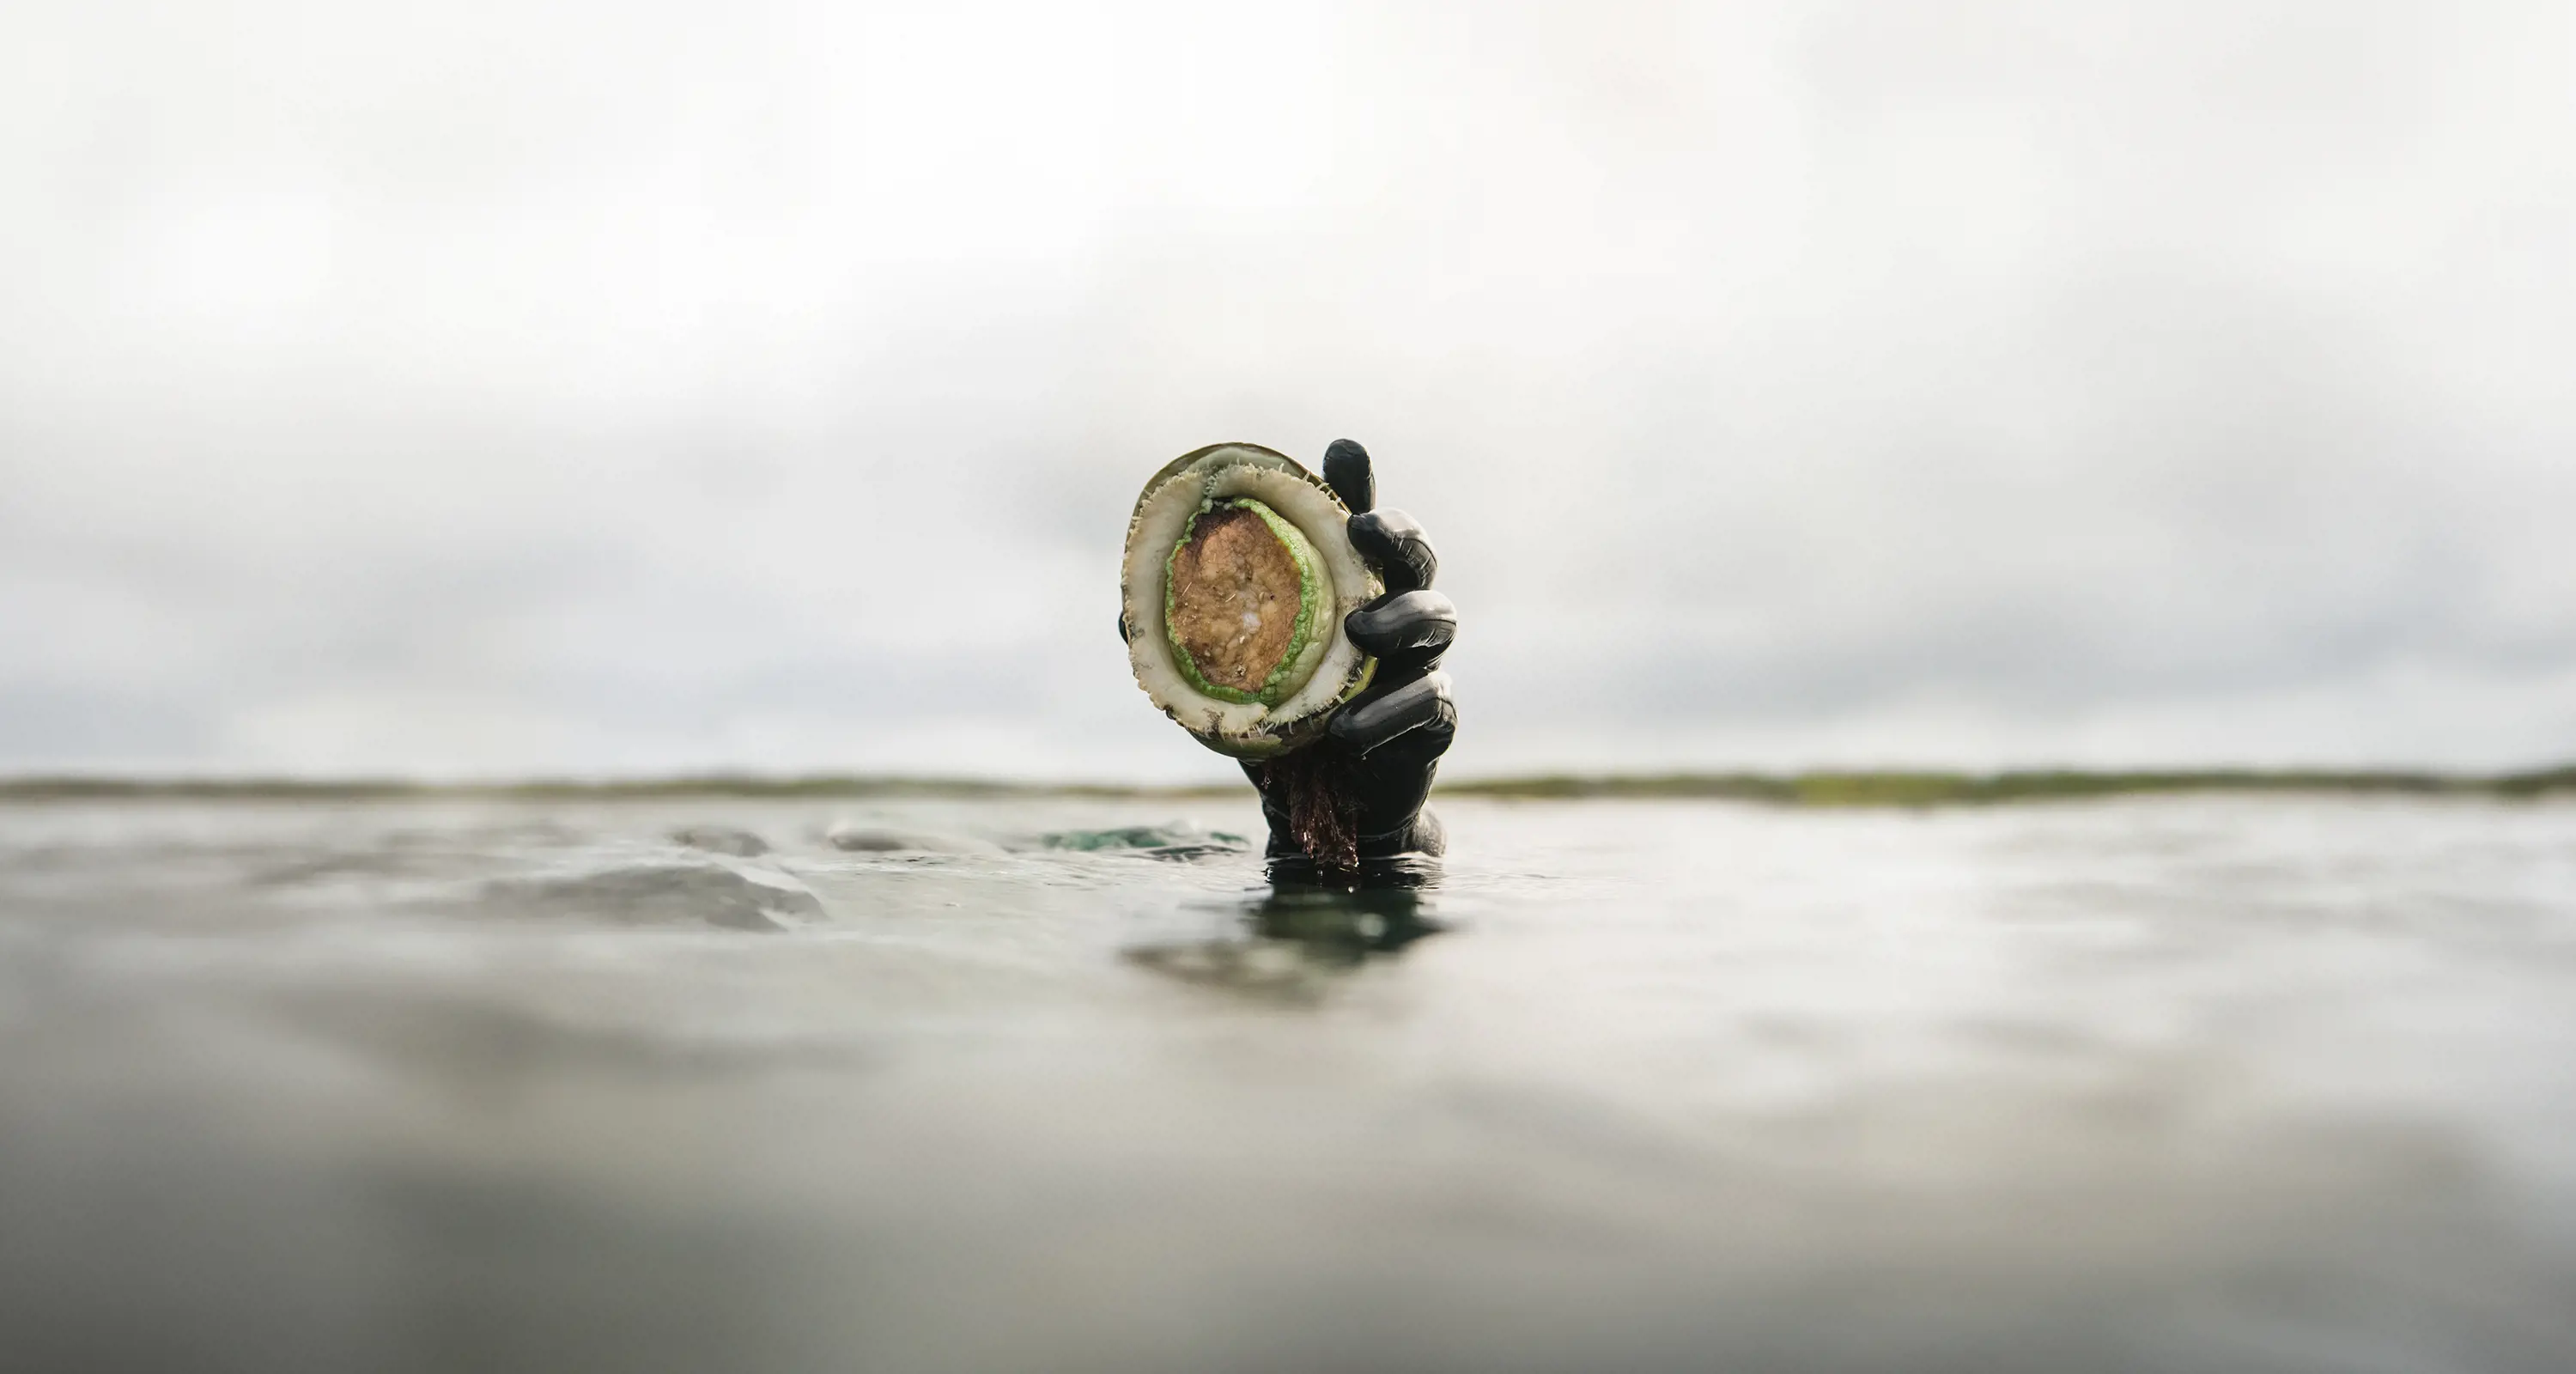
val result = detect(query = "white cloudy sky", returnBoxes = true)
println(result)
[5,1,2573,781]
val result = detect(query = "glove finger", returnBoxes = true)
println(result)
[1365,706,1457,774]
[1349,509,1437,593]
[1346,589,1455,671]
[1329,670,1455,755]
[1322,438,1376,514]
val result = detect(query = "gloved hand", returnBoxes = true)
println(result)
[1116,439,1458,872]
[1241,439,1457,871]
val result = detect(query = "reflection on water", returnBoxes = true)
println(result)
[3,794,2575,1372]
[1126,857,1445,999]
[1248,866,1444,956]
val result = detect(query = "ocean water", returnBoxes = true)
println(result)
[3,793,2573,1372]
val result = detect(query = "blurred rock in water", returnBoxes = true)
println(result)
[824,821,1003,854]
[1041,823,1250,860]
[482,861,821,931]
[669,824,770,857]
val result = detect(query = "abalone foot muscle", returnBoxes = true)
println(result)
[1168,506,1301,695]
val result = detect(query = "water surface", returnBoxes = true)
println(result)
[3,794,2573,1371]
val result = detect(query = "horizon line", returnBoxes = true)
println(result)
[4,763,2573,806]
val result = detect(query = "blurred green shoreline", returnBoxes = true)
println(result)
[6,767,2573,806]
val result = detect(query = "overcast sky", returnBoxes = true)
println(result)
[5,1,2573,781]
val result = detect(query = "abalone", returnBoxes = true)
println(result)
[1122,443,1380,757]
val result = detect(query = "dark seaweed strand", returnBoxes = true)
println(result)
[1264,749,1359,872]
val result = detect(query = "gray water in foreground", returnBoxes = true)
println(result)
[3,795,2573,1373]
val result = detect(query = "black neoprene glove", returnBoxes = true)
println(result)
[1240,439,1458,869]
